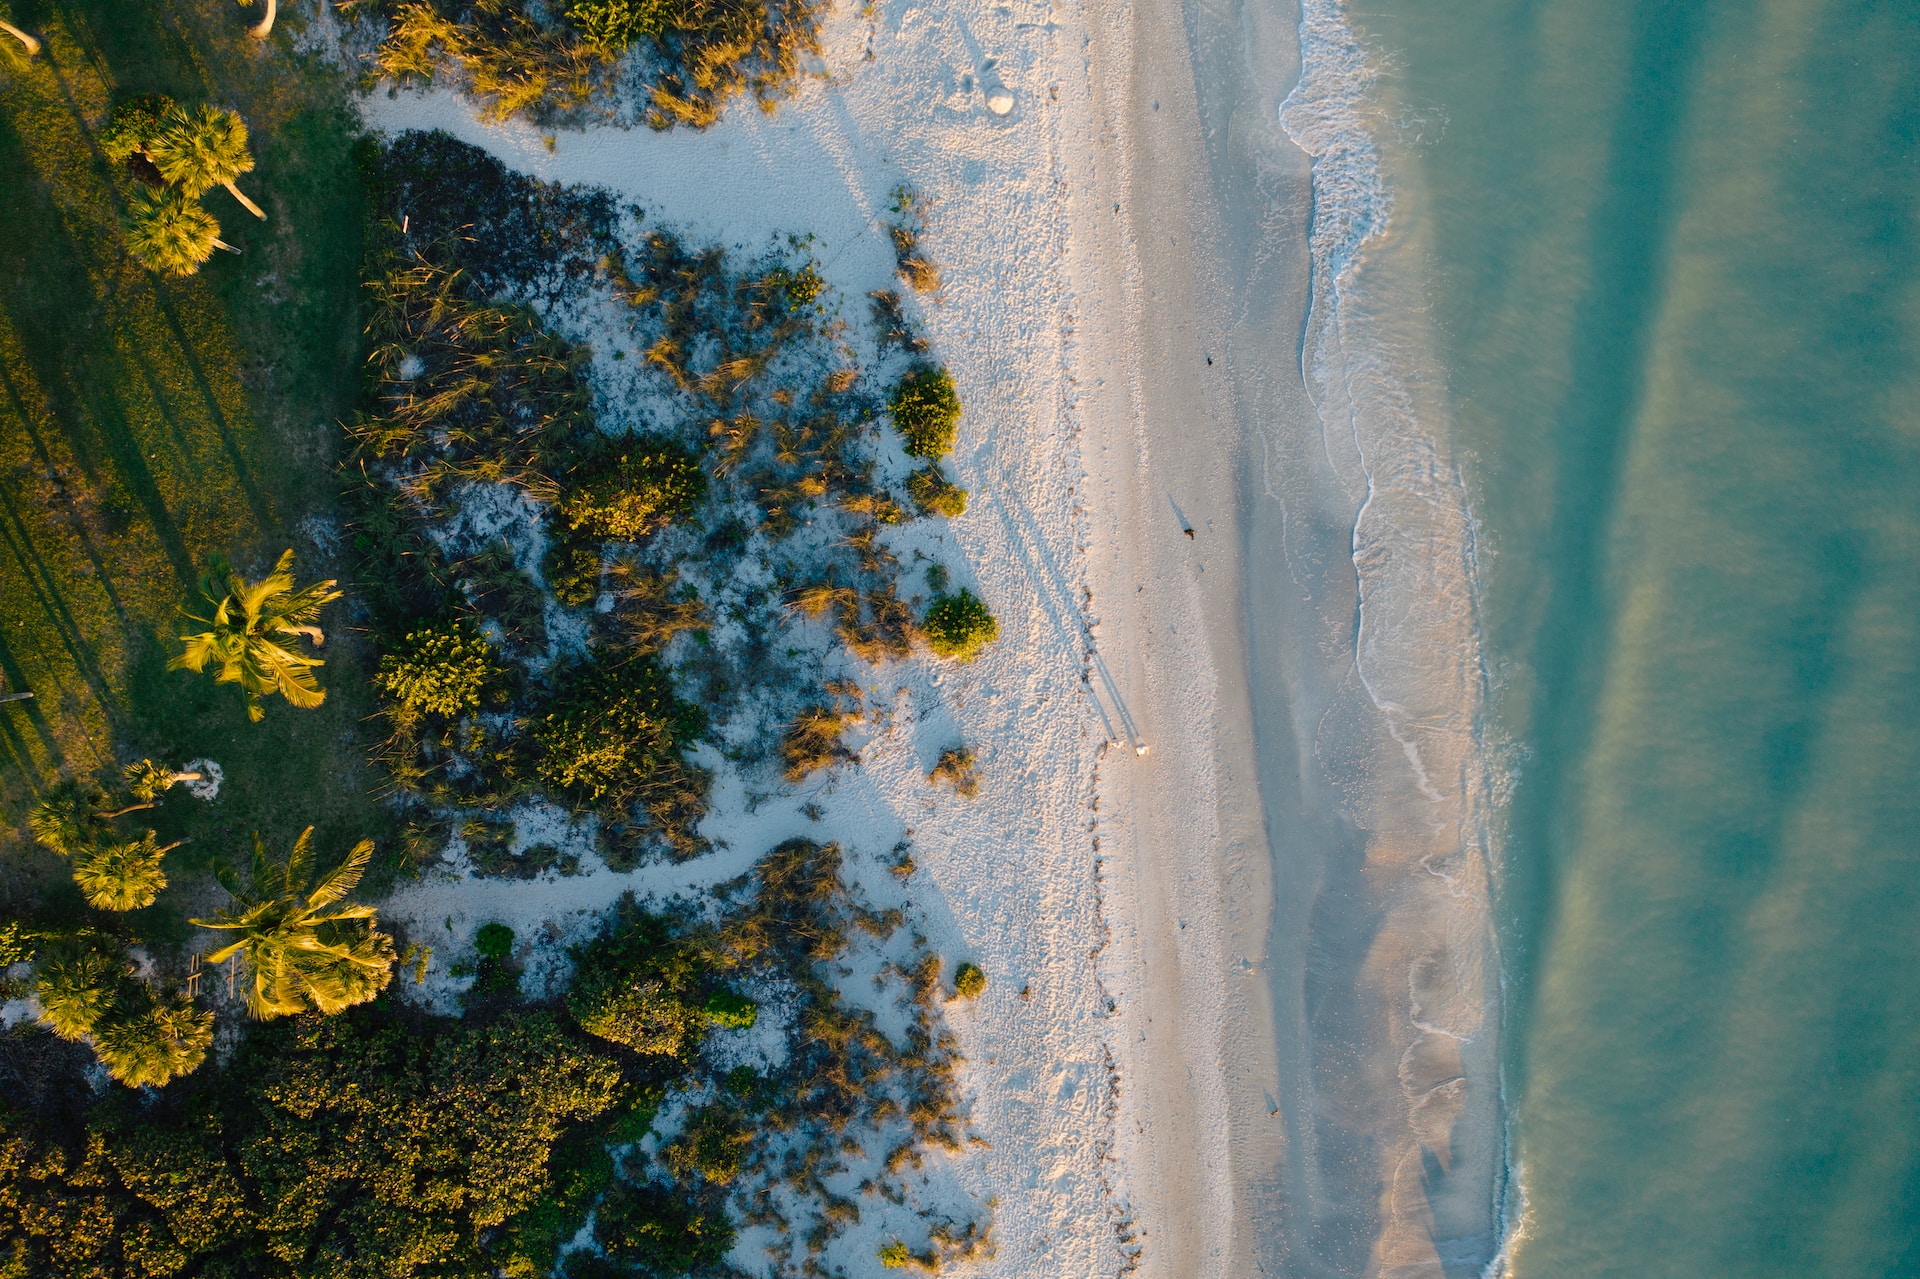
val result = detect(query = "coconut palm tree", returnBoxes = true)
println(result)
[92,990,213,1087]
[0,18,38,56]
[124,185,233,278]
[123,757,209,803]
[35,942,124,1041]
[171,550,342,721]
[191,828,396,1019]
[149,103,266,220]
[72,832,181,912]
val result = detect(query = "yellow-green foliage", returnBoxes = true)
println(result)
[90,990,214,1088]
[906,463,967,517]
[122,184,223,277]
[923,587,997,661]
[530,658,702,813]
[557,442,706,541]
[666,1104,749,1185]
[953,961,986,1000]
[0,1008,625,1277]
[350,0,824,129]
[376,620,502,718]
[97,93,174,162]
[71,832,175,911]
[888,364,962,459]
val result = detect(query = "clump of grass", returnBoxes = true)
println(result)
[887,184,941,293]
[905,464,967,518]
[781,704,861,782]
[923,587,997,662]
[888,364,962,459]
[928,746,980,799]
[344,0,826,130]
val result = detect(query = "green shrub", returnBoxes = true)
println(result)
[879,1240,913,1268]
[953,961,987,1000]
[923,588,997,661]
[592,1180,734,1271]
[574,981,699,1056]
[543,532,603,607]
[703,989,757,1029]
[557,440,706,542]
[476,922,516,959]
[531,658,701,809]
[564,0,672,50]
[667,1105,748,1186]
[99,94,175,163]
[888,364,962,459]
[906,464,967,517]
[376,620,502,718]
[567,906,713,1056]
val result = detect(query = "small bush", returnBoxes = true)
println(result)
[557,440,706,542]
[593,1180,734,1270]
[703,989,757,1030]
[531,658,701,809]
[923,588,997,662]
[888,365,962,459]
[879,1240,913,1268]
[906,464,967,518]
[928,746,980,799]
[543,533,604,607]
[99,94,175,163]
[476,922,516,959]
[667,1106,749,1186]
[953,962,986,1000]
[376,620,501,718]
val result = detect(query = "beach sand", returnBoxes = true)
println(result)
[353,0,1504,1271]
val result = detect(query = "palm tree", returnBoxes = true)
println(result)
[149,104,266,220]
[171,550,342,721]
[0,18,38,56]
[191,828,396,1019]
[124,185,233,278]
[28,779,117,856]
[35,942,124,1041]
[92,990,214,1087]
[72,832,180,912]
[123,757,208,803]
[243,0,277,39]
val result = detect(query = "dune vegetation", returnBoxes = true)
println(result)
[0,1,997,1273]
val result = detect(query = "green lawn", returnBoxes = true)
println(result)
[0,0,392,914]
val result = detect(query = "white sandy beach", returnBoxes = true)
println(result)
[353,0,1505,1273]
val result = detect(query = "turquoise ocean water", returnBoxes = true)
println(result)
[1288,0,1920,1272]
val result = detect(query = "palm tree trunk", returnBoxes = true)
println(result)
[96,801,158,820]
[212,237,242,255]
[0,20,38,56]
[224,181,267,220]
[247,0,276,39]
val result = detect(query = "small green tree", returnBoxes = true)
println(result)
[149,103,266,219]
[191,828,396,1019]
[72,832,180,912]
[953,961,987,1000]
[889,364,962,459]
[171,550,343,721]
[923,587,997,661]
[123,185,230,277]
[100,94,175,162]
[91,988,214,1087]
[375,620,502,719]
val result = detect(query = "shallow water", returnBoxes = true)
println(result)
[1294,0,1920,1271]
